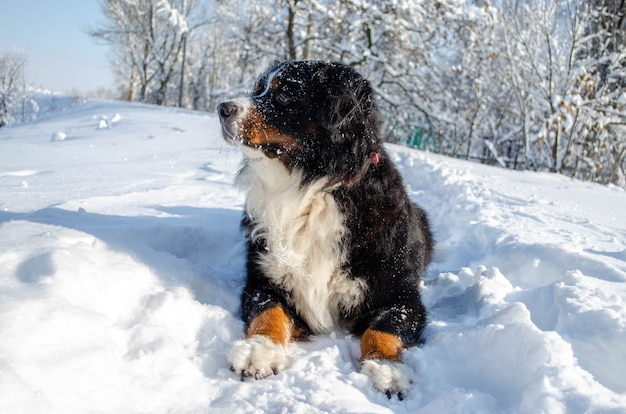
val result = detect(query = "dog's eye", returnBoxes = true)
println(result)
[275,92,292,106]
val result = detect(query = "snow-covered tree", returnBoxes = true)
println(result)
[494,0,626,184]
[0,51,28,127]
[89,0,206,106]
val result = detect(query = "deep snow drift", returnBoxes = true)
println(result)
[1,100,625,413]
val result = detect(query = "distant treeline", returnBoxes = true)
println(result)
[83,0,625,186]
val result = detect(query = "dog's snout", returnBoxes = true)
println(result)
[218,101,238,119]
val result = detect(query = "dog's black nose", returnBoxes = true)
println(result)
[218,101,238,119]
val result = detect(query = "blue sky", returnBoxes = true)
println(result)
[0,0,114,93]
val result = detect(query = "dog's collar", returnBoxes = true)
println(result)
[369,151,380,166]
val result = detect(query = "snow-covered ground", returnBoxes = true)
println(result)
[1,100,624,413]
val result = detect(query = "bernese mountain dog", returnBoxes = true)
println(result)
[218,60,433,399]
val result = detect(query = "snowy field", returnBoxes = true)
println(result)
[1,100,625,413]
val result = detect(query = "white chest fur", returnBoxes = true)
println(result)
[236,155,367,333]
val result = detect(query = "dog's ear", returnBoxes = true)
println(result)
[310,62,382,184]
[315,63,380,144]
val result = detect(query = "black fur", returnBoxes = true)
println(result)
[220,60,433,345]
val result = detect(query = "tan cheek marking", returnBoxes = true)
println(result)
[360,329,404,362]
[246,306,293,345]
[241,107,297,149]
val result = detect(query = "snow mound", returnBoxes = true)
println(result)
[1,99,625,413]
[50,130,67,142]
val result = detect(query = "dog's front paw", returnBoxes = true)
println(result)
[228,335,287,380]
[361,359,414,400]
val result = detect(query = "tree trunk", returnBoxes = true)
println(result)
[286,1,298,60]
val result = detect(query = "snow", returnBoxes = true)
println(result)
[1,99,625,413]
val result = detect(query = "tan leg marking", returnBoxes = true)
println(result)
[360,329,404,362]
[247,306,293,345]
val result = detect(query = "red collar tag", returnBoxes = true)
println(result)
[369,152,380,166]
